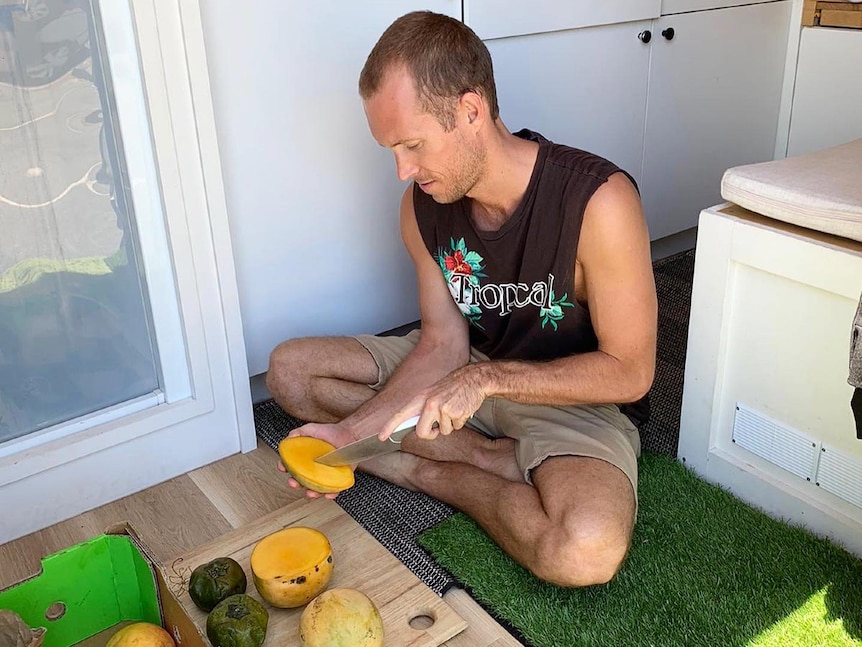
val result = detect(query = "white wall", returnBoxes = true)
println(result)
[786,27,862,157]
[198,2,460,377]
[198,1,840,381]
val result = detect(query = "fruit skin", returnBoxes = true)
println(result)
[105,622,175,647]
[278,436,354,494]
[251,527,334,608]
[299,588,384,647]
[206,594,268,647]
[188,556,248,612]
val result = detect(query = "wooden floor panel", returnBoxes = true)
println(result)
[187,444,301,527]
[85,474,234,562]
[0,517,98,588]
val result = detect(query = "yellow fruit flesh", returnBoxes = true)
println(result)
[278,436,354,494]
[250,527,334,608]
[105,622,175,647]
[299,588,384,647]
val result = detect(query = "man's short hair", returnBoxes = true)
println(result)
[359,11,500,130]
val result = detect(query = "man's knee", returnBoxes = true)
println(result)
[266,338,316,404]
[533,516,632,587]
[265,336,379,417]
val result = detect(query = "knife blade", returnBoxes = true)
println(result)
[314,415,421,467]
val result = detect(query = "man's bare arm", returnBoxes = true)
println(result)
[420,173,657,425]
[338,187,472,441]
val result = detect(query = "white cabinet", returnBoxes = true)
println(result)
[465,0,660,39]
[661,0,780,14]
[486,21,653,190]
[641,2,792,239]
[679,206,862,557]
[200,2,460,377]
[471,1,791,241]
[787,27,862,157]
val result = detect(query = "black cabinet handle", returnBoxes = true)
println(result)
[662,27,675,40]
[638,30,652,43]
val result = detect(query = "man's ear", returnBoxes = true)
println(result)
[460,91,485,129]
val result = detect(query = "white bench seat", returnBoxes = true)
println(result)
[721,138,862,243]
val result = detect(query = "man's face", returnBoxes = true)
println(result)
[363,68,484,204]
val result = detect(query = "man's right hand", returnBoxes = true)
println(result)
[277,422,357,500]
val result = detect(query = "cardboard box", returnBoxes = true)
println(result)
[0,523,206,647]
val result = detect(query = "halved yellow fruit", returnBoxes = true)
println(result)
[250,527,333,608]
[278,436,354,494]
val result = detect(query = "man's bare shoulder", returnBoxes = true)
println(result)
[581,172,645,241]
[399,184,415,217]
[578,171,648,261]
[586,171,641,215]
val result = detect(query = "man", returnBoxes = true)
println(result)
[267,11,657,587]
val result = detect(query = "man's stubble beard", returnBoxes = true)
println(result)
[434,132,487,204]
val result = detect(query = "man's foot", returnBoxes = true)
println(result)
[474,436,523,482]
[402,430,524,483]
[358,451,427,491]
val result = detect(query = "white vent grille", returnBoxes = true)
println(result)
[732,403,862,511]
[817,447,862,508]
[732,404,818,481]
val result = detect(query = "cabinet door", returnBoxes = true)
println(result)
[465,0,659,40]
[640,2,791,240]
[487,21,652,186]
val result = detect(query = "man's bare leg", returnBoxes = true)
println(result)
[266,336,379,422]
[400,432,522,482]
[364,451,636,587]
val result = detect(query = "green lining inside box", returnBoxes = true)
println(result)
[0,534,161,647]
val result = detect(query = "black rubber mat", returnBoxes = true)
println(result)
[640,249,695,456]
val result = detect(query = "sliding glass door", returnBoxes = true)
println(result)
[0,0,254,543]
[0,0,160,442]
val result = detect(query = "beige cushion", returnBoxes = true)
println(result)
[721,139,862,243]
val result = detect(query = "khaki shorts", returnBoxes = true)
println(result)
[354,329,641,498]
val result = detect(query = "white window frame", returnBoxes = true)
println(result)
[0,0,255,542]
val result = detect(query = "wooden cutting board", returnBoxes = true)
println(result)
[163,497,467,646]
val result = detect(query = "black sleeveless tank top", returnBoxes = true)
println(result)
[414,130,650,427]
[415,129,635,362]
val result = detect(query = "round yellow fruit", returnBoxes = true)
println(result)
[251,527,334,608]
[278,436,354,494]
[105,622,174,647]
[299,588,384,647]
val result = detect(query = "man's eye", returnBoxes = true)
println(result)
[406,142,421,150]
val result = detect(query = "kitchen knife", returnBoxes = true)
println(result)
[314,415,420,467]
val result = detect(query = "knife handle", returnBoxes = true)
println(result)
[388,415,420,444]
[388,415,442,444]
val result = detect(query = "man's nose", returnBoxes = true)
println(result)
[394,152,418,182]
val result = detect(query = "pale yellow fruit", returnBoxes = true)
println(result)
[105,622,174,647]
[299,588,384,647]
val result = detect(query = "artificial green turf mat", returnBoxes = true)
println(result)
[418,452,862,647]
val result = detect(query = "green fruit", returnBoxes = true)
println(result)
[188,557,248,612]
[206,594,268,647]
